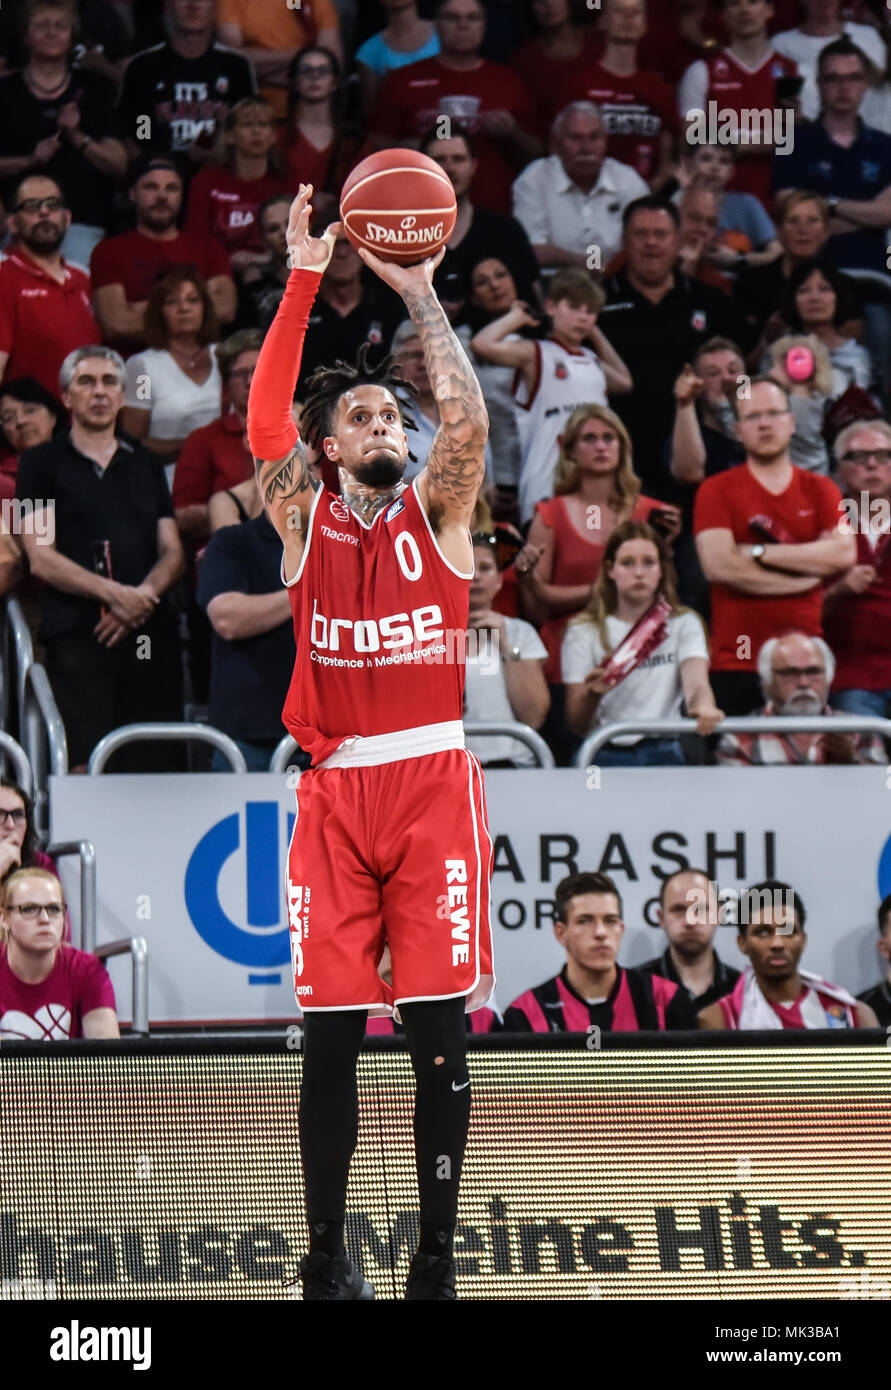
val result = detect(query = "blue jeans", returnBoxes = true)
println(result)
[596,738,687,768]
[830,688,891,718]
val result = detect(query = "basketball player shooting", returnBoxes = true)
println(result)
[246,185,494,1301]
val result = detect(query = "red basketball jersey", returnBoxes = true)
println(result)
[281,479,471,764]
[702,48,798,202]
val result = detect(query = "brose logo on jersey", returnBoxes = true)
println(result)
[310,597,443,653]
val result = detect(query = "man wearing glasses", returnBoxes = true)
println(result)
[0,868,118,1039]
[694,375,855,714]
[823,419,891,721]
[0,174,99,400]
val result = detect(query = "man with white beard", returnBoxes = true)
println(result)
[715,631,886,764]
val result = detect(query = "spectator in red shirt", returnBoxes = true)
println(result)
[185,98,288,278]
[510,0,602,133]
[0,174,100,401]
[694,376,855,714]
[90,155,236,356]
[371,0,541,215]
[278,46,373,231]
[173,328,261,544]
[565,0,678,191]
[824,418,891,718]
[0,867,119,1040]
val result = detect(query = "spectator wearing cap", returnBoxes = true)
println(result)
[120,268,223,471]
[698,880,878,1030]
[598,196,753,502]
[693,377,854,715]
[172,329,260,545]
[857,894,891,1028]
[502,871,697,1033]
[117,0,257,163]
[462,531,549,767]
[823,419,891,720]
[90,157,236,357]
[296,234,405,394]
[184,98,288,282]
[0,175,100,401]
[0,867,119,1040]
[197,509,297,771]
[512,101,650,275]
[15,346,185,774]
[0,0,127,271]
[421,125,540,319]
[218,0,342,121]
[715,632,887,765]
[638,868,741,1013]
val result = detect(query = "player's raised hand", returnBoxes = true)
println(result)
[356,243,446,298]
[286,184,341,275]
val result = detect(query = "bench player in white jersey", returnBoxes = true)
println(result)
[246,187,493,1301]
[470,267,633,524]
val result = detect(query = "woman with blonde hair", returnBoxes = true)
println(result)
[562,519,722,766]
[515,403,679,763]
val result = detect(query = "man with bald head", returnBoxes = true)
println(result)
[512,101,649,273]
[639,868,741,1010]
[715,631,887,763]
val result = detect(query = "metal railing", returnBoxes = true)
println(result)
[3,594,33,734]
[268,721,556,773]
[94,936,149,1036]
[46,840,96,952]
[23,664,68,841]
[88,723,248,774]
[576,715,891,767]
[0,731,32,791]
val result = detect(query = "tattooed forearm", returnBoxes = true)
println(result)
[402,287,488,508]
[254,439,319,510]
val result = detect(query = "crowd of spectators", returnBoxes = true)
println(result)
[1,0,891,1032]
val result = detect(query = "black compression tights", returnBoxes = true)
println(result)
[299,997,471,1257]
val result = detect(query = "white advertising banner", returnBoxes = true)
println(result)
[49,768,891,1025]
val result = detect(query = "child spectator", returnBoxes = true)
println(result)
[0,867,118,1039]
[562,518,722,765]
[356,0,440,118]
[471,267,632,523]
[676,142,782,271]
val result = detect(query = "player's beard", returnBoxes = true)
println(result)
[352,453,405,488]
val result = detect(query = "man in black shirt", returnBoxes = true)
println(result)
[857,894,891,1027]
[638,868,741,1013]
[15,346,185,772]
[117,0,256,160]
[597,196,754,502]
[502,871,697,1033]
[420,125,541,317]
[197,510,297,771]
[296,234,405,392]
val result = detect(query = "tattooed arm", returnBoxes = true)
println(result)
[357,246,489,556]
[246,185,338,579]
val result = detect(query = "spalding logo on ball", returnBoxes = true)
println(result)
[340,149,457,264]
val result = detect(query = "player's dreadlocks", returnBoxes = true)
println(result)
[300,341,420,461]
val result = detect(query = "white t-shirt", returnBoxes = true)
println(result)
[464,615,547,766]
[561,610,709,745]
[513,338,607,524]
[771,24,887,121]
[124,347,223,442]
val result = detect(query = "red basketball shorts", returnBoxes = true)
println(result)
[286,747,494,1015]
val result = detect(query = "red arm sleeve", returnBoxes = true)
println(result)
[246,267,322,461]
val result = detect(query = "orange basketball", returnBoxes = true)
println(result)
[340,149,457,264]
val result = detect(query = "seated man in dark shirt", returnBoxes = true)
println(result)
[420,124,541,318]
[197,509,296,771]
[502,870,696,1033]
[638,868,741,1013]
[296,232,405,392]
[858,894,891,1027]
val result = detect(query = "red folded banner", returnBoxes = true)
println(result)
[749,514,797,546]
[597,596,673,689]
